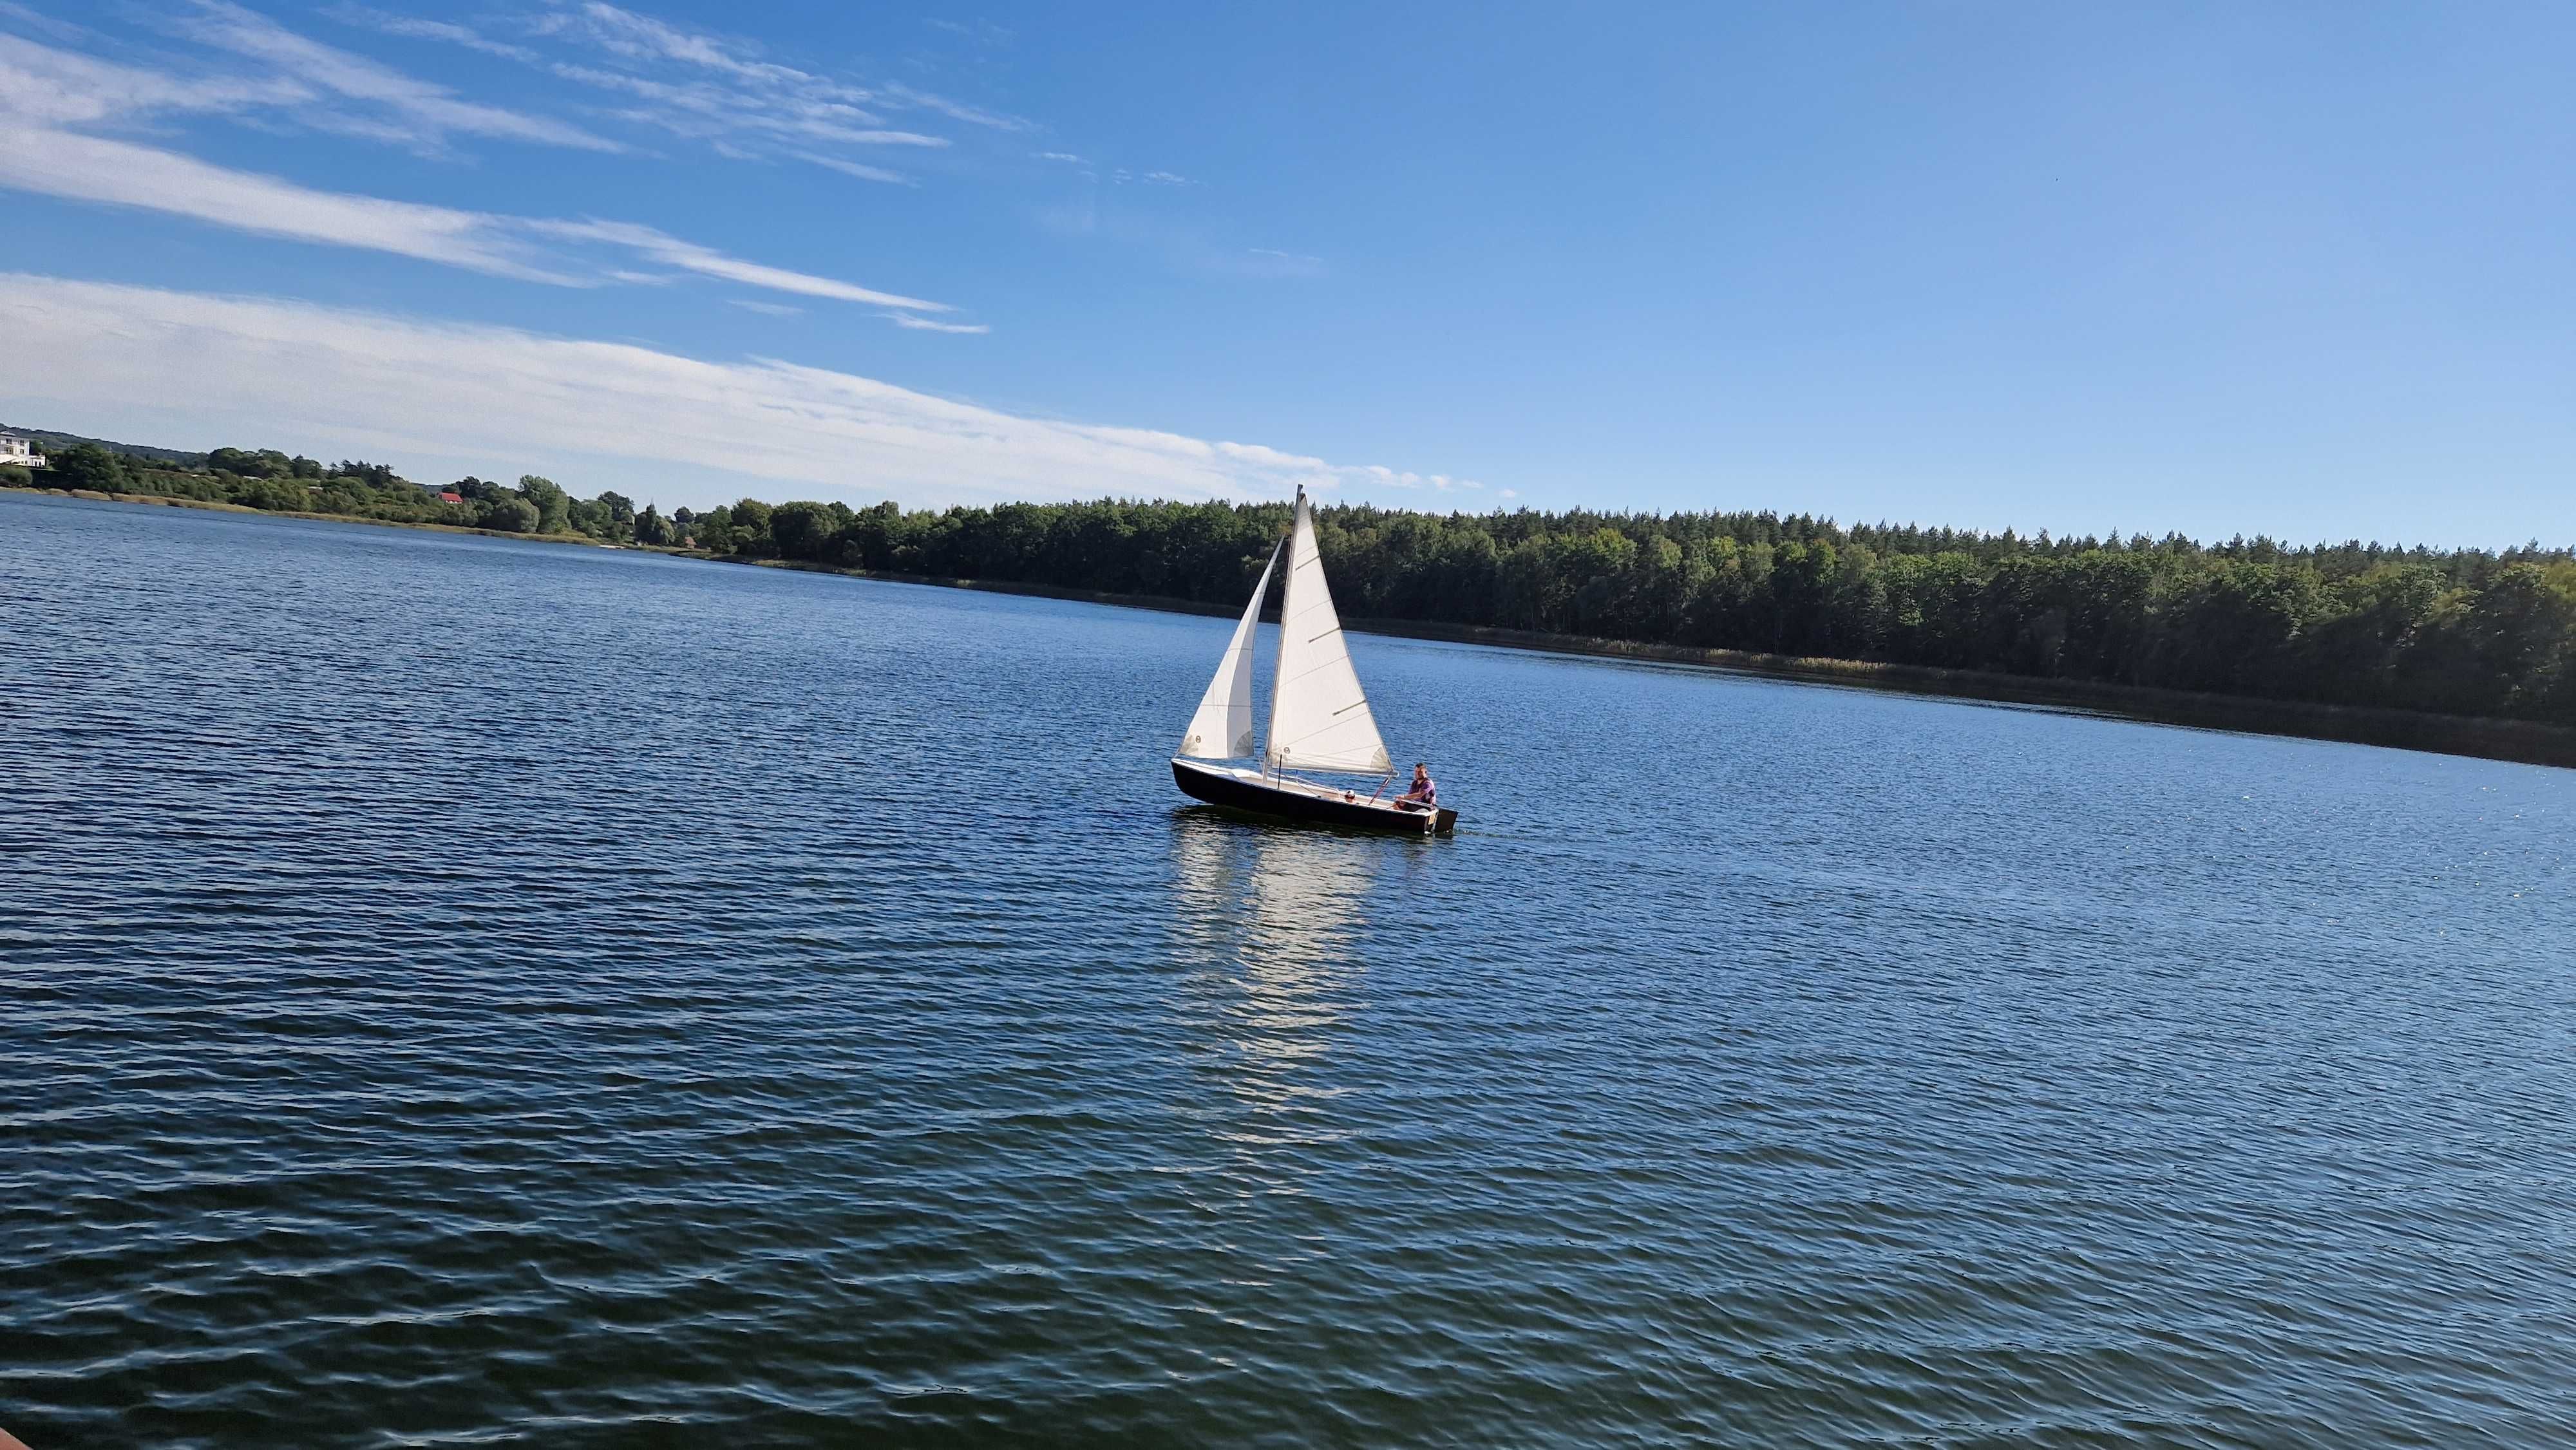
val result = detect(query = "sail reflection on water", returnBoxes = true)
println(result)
[1166,813,1383,1125]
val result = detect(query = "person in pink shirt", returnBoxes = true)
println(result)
[1393,762,1437,812]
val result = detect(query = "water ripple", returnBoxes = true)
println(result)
[5,494,2575,1446]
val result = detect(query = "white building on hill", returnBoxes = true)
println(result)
[1,433,47,468]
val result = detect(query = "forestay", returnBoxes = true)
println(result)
[1177,539,1282,759]
[1265,491,1393,775]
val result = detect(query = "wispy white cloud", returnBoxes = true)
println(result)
[526,218,949,310]
[0,121,956,319]
[0,123,578,281]
[185,1,1044,203]
[540,1,818,89]
[887,314,990,335]
[86,0,989,171]
[878,80,1025,133]
[544,62,901,147]
[0,0,89,44]
[1103,167,1203,188]
[3,6,618,162]
[1362,464,1481,492]
[180,0,616,153]
[1215,440,1336,473]
[0,21,978,327]
[0,30,306,128]
[1034,151,1086,164]
[728,299,802,316]
[1244,247,1325,278]
[828,129,945,147]
[323,5,536,63]
[0,274,1456,508]
[798,153,913,185]
[523,6,981,164]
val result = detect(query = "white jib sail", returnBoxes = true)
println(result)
[1178,539,1283,758]
[1265,491,1393,775]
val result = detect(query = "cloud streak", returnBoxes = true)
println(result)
[323,5,537,64]
[0,6,608,156]
[527,3,1019,158]
[542,1,815,88]
[0,274,1463,507]
[0,122,961,317]
[0,123,576,281]
[0,29,304,127]
[181,0,616,153]
[526,218,948,310]
[877,80,1027,133]
[0,23,969,325]
[545,61,941,149]
[888,314,992,335]
[798,153,912,185]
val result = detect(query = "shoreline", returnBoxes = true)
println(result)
[17,484,2575,769]
[715,556,2576,771]
[3,484,620,547]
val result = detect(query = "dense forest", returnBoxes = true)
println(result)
[12,437,2574,726]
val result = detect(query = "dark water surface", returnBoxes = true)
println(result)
[5,493,2574,1447]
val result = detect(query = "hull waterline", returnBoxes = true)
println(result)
[1172,758,1457,835]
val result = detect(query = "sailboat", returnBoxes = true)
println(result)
[1171,487,1459,835]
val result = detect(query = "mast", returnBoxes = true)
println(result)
[1263,488,1302,775]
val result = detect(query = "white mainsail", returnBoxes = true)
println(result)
[1177,539,1283,758]
[1265,490,1393,775]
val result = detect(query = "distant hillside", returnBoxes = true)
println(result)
[1,424,207,468]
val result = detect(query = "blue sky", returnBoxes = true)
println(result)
[1,1,2568,545]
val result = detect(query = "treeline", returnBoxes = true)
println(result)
[692,494,2576,726]
[12,442,682,545]
[15,437,2575,725]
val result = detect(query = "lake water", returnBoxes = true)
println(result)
[5,491,2573,1447]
